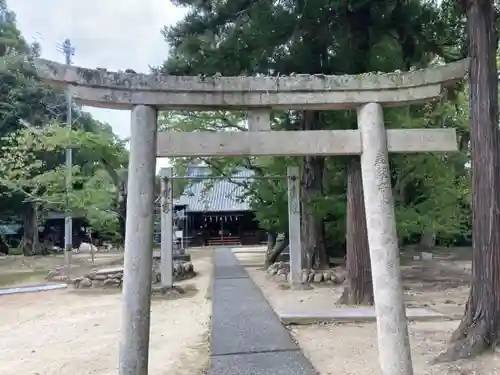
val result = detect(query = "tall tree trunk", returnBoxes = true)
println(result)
[300,111,328,270]
[117,182,127,242]
[103,165,127,244]
[0,235,9,255]
[419,230,436,249]
[436,0,500,362]
[339,158,373,305]
[265,231,277,267]
[266,231,277,253]
[267,235,289,266]
[20,202,38,256]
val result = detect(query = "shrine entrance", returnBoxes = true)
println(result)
[158,167,300,284]
[168,167,268,247]
[33,57,467,375]
[199,212,249,246]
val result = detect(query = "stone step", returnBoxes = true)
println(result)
[278,307,455,325]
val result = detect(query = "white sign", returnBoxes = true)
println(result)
[175,230,183,239]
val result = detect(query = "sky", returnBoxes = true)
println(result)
[8,0,188,170]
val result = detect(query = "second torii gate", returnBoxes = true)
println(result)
[33,58,468,375]
[158,167,301,290]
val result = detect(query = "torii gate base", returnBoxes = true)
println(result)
[33,58,468,375]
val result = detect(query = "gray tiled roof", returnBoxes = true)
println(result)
[174,168,254,212]
[0,223,21,235]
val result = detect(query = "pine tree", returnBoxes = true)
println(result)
[163,0,464,303]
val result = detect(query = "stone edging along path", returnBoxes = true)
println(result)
[0,283,67,296]
[209,247,317,375]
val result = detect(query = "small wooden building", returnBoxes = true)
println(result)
[173,167,266,247]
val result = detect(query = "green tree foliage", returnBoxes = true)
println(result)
[0,2,129,253]
[0,121,128,253]
[161,0,470,305]
[0,1,65,226]
[160,103,470,242]
[159,110,294,235]
[162,0,471,239]
[0,1,57,137]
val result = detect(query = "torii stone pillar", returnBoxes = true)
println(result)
[118,105,158,375]
[32,57,468,375]
[287,166,302,286]
[159,167,174,289]
[358,103,412,375]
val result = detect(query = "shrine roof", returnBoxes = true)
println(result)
[174,168,253,213]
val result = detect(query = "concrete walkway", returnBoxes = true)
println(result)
[209,248,317,375]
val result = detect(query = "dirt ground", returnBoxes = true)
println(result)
[0,250,212,375]
[239,247,500,375]
[0,252,125,287]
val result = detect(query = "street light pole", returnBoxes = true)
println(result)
[62,39,74,272]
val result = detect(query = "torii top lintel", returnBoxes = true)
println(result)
[33,58,468,110]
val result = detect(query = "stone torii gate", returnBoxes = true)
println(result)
[34,58,467,375]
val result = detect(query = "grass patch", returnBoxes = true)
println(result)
[0,269,48,287]
[8,247,23,256]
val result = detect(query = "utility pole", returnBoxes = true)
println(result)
[0,9,6,25]
[61,39,74,272]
